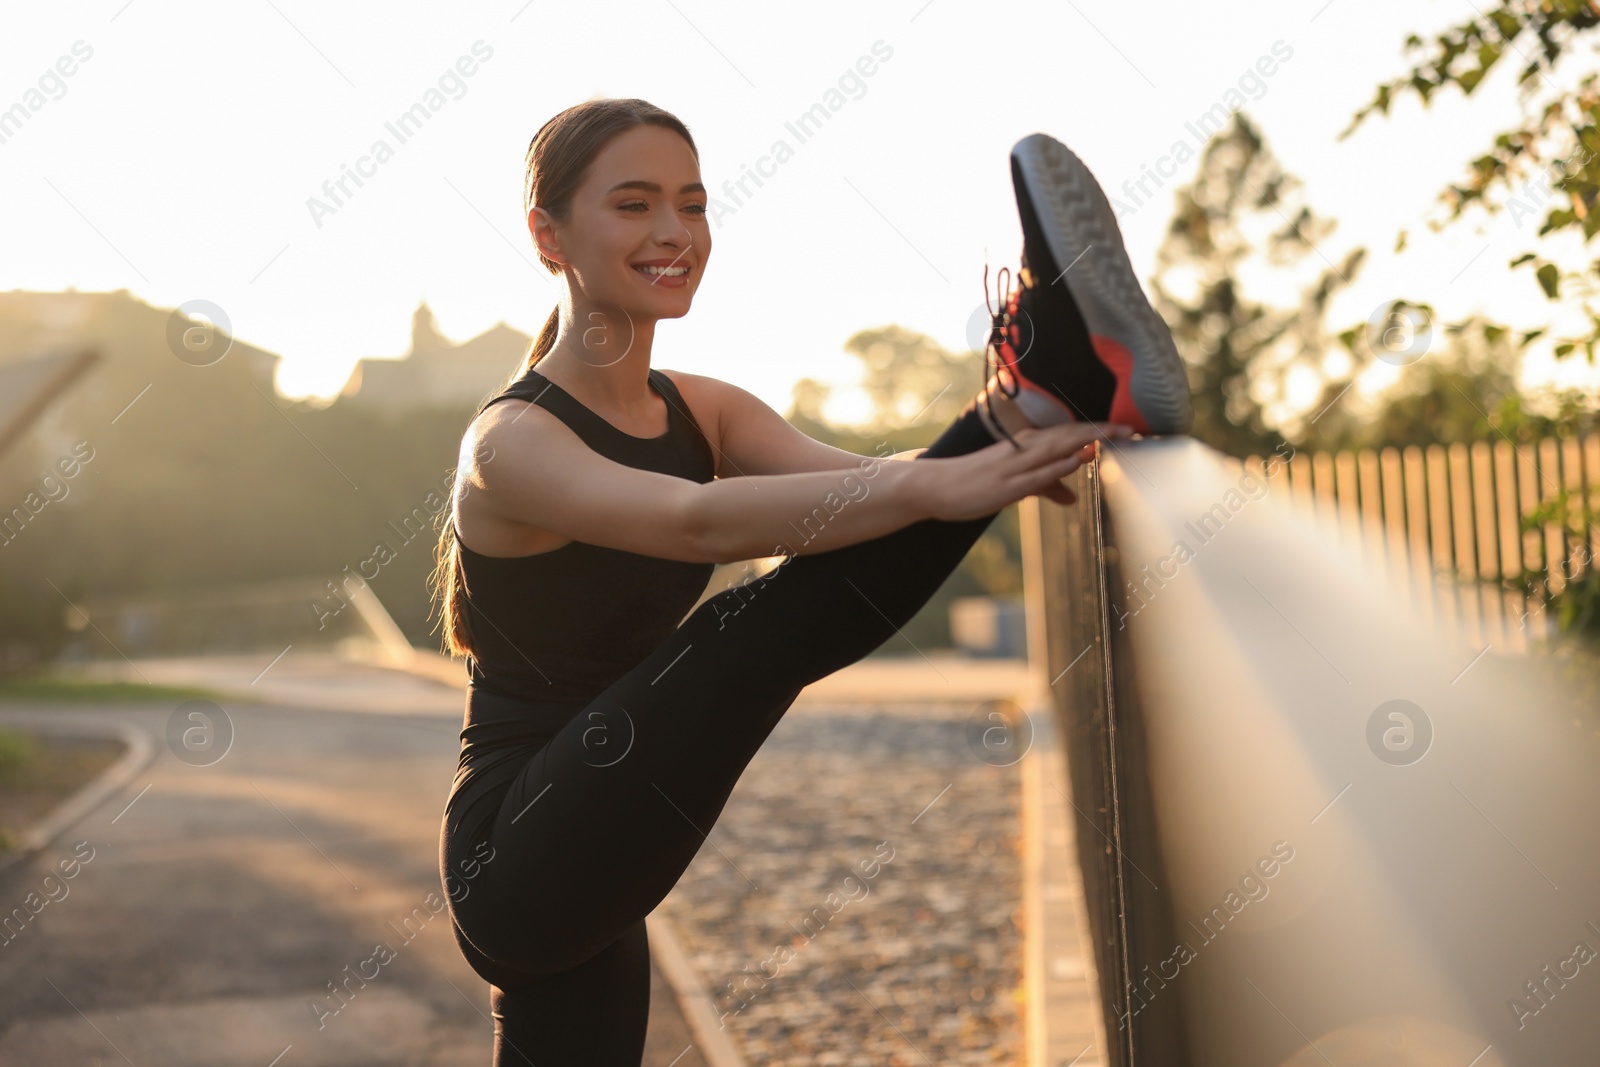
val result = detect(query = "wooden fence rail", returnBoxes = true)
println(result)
[1218,432,1600,652]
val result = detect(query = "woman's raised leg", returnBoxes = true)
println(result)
[447,386,1032,978]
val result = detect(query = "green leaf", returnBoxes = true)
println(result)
[1555,342,1576,357]
[1510,252,1537,266]
[1490,11,1521,38]
[1537,262,1561,298]
[1468,152,1501,177]
[1539,208,1577,235]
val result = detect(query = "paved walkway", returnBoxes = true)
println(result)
[0,658,706,1066]
[1,649,1102,1065]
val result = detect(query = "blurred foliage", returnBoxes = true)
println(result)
[1344,0,1600,364]
[1307,312,1596,452]
[1147,110,1599,465]
[1520,483,1600,637]
[787,325,1023,653]
[0,293,474,667]
[790,325,987,434]
[1149,112,1366,457]
[1342,4,1600,638]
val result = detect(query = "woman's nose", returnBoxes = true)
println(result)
[655,210,691,246]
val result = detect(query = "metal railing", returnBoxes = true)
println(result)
[1030,436,1600,1066]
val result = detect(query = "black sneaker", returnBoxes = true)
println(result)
[988,133,1193,437]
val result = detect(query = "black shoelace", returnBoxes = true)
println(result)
[981,262,1025,452]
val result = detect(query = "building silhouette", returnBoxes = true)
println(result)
[340,302,530,412]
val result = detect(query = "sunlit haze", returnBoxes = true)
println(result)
[7,0,1599,419]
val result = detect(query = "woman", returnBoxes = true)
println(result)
[434,97,1189,1064]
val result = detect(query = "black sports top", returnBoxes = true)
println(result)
[444,367,717,863]
[454,364,719,711]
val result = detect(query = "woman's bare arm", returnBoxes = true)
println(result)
[662,369,922,477]
[461,400,934,563]
[461,399,1127,565]
[661,370,863,477]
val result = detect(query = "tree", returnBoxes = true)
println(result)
[785,326,1022,652]
[1310,314,1524,452]
[1345,5,1600,636]
[1148,112,1366,456]
[1344,0,1600,363]
[787,324,984,439]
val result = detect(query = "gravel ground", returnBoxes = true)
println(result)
[659,698,1026,1066]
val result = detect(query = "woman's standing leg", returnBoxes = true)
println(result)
[483,920,651,1066]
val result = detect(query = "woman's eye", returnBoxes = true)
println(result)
[619,200,649,212]
[683,203,707,216]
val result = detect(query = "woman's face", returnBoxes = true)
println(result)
[533,124,709,323]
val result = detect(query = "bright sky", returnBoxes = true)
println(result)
[7,0,1600,421]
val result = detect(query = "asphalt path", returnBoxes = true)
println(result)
[0,657,709,1066]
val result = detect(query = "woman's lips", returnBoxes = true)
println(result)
[633,263,691,288]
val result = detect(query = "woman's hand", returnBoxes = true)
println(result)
[910,422,1132,521]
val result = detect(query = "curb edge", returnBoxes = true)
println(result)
[0,714,156,881]
[645,910,750,1067]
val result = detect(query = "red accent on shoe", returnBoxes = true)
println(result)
[1089,334,1151,436]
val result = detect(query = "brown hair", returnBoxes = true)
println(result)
[429,98,699,659]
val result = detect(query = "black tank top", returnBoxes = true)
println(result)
[454,364,718,709]
[444,363,718,826]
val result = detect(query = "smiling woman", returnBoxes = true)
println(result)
[610,176,705,288]
[429,96,1130,1066]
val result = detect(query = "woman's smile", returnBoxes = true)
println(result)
[631,257,692,288]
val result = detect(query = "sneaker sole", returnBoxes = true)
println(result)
[1011,133,1193,435]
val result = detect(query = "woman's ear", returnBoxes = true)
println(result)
[529,206,565,265]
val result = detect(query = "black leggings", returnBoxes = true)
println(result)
[440,395,1005,1064]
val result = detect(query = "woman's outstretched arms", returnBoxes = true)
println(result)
[457,399,933,564]
[456,395,1128,566]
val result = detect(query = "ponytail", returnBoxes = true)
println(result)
[524,304,560,372]
[431,303,559,659]
[429,511,473,659]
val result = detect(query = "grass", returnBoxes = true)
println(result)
[0,727,125,857]
[0,729,36,776]
[0,675,225,704]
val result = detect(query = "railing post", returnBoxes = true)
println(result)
[1027,459,1193,1067]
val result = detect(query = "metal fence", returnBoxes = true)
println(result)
[1030,436,1600,1066]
